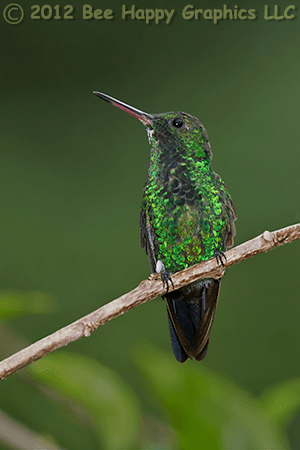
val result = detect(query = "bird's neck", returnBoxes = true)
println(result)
[148,141,212,182]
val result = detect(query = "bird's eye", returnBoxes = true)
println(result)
[172,118,184,128]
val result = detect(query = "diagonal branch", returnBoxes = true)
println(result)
[0,223,299,381]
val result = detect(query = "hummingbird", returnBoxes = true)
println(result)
[94,91,237,363]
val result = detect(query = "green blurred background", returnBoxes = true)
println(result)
[1,0,300,448]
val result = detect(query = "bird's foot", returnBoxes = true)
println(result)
[156,260,174,293]
[214,250,227,267]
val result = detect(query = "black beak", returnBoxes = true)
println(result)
[93,91,154,127]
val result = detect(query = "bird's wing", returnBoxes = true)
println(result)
[140,206,158,273]
[214,173,237,248]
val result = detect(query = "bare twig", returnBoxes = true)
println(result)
[0,223,299,381]
[0,409,65,450]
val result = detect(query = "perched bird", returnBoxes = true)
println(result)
[94,92,237,363]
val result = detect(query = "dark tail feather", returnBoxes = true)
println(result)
[165,278,221,363]
[167,311,189,363]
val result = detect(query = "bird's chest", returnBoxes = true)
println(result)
[144,163,226,270]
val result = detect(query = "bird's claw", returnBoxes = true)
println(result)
[214,250,227,267]
[161,270,174,293]
[156,259,174,293]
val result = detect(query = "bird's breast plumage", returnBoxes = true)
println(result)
[142,142,235,274]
